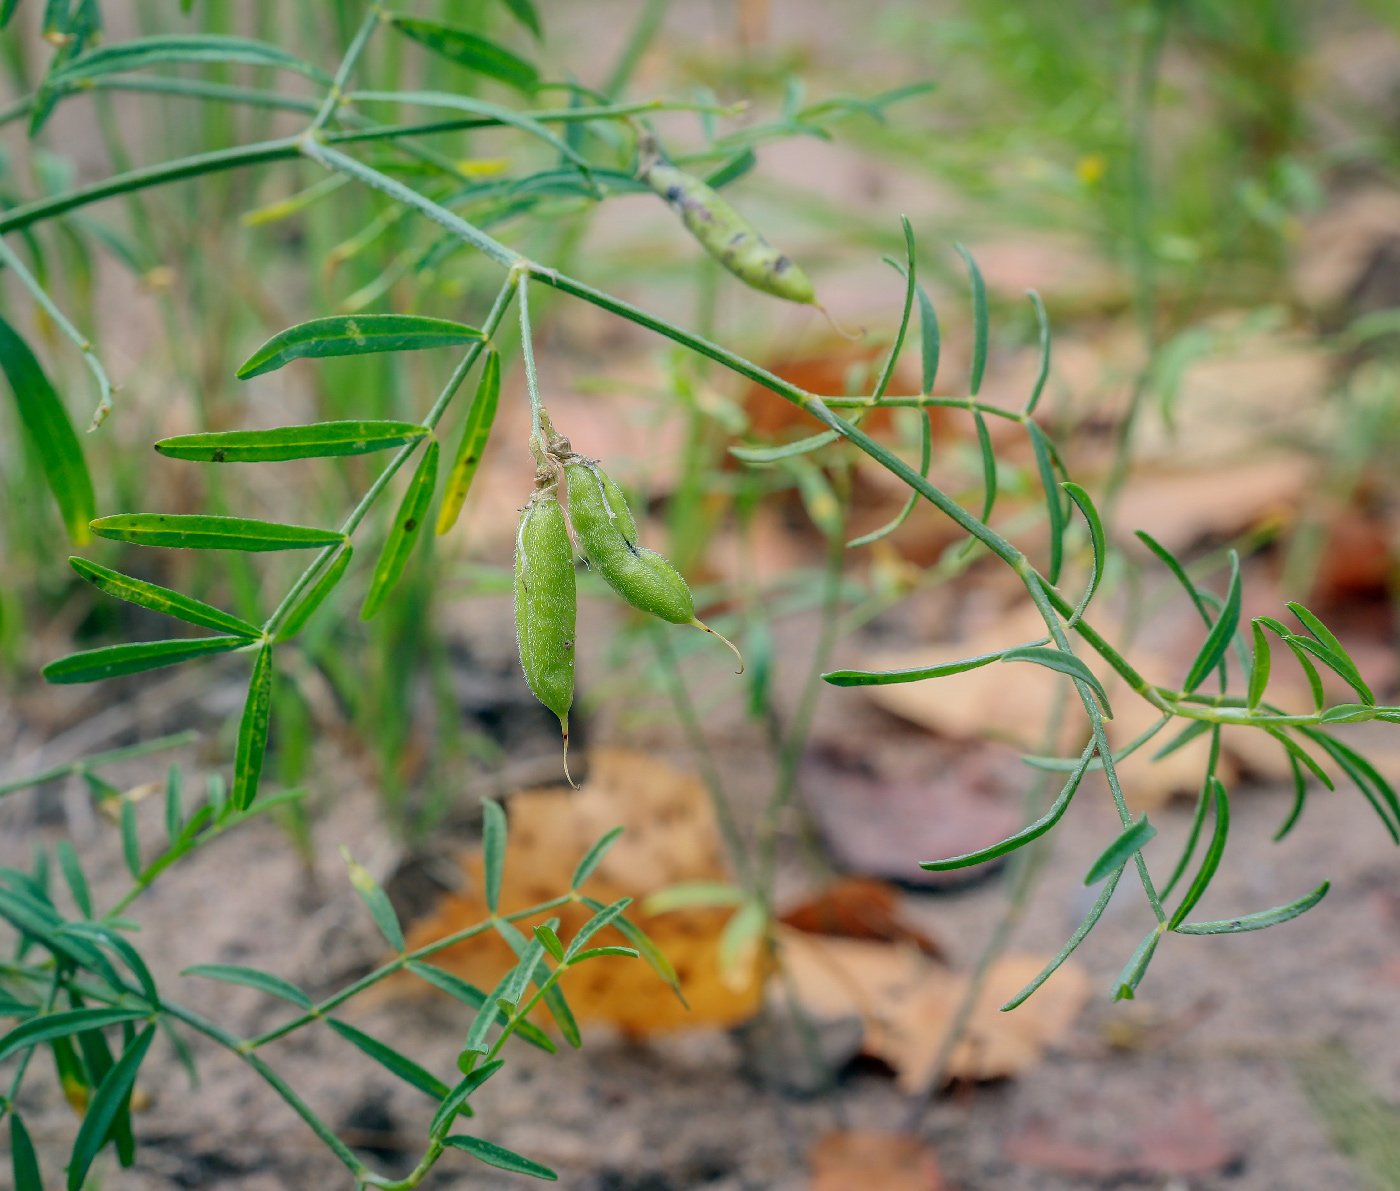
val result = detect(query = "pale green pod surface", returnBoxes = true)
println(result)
[565,461,694,625]
[514,493,575,739]
[643,162,815,305]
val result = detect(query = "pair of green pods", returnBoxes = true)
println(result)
[515,454,734,777]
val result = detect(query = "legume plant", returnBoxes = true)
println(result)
[0,2,1396,1186]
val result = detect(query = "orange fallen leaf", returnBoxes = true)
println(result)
[779,877,942,958]
[778,928,1090,1091]
[809,1131,944,1191]
[399,749,762,1034]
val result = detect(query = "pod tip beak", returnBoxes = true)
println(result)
[691,618,744,674]
[561,721,578,789]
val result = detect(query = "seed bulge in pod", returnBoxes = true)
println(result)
[514,485,576,775]
[565,459,693,624]
[641,161,816,306]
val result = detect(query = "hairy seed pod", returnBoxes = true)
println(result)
[565,459,694,624]
[514,483,576,770]
[641,160,815,305]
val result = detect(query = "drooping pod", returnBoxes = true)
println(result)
[514,478,576,779]
[639,150,815,306]
[563,456,742,670]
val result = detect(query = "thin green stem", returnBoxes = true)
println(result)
[650,624,753,887]
[0,731,195,796]
[0,970,62,1122]
[0,233,114,427]
[309,4,383,134]
[517,272,544,451]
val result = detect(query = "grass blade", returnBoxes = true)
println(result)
[1085,816,1155,885]
[1175,881,1330,934]
[70,557,260,637]
[91,513,345,551]
[327,1019,448,1099]
[42,636,248,684]
[362,441,438,620]
[237,315,483,379]
[156,420,428,462]
[437,350,500,534]
[571,826,623,890]
[0,313,94,544]
[230,642,272,811]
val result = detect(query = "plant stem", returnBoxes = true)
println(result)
[308,3,382,134]
[517,272,544,451]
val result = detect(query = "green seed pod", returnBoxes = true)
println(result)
[514,483,576,771]
[565,459,693,624]
[641,160,815,305]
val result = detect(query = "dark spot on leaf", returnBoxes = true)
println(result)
[403,519,416,531]
[211,449,225,462]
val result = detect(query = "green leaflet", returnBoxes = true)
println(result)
[181,963,312,1008]
[120,799,140,877]
[155,420,428,462]
[1247,620,1271,711]
[1023,290,1051,415]
[406,962,556,1054]
[56,840,91,918]
[430,1060,504,1137]
[42,636,249,684]
[443,1134,557,1181]
[954,242,988,395]
[579,895,684,1003]
[1026,421,1066,584]
[327,1019,449,1099]
[10,1114,41,1191]
[481,798,506,914]
[642,882,746,915]
[499,0,543,39]
[50,35,330,87]
[343,849,405,951]
[729,430,839,463]
[353,92,592,181]
[70,557,260,637]
[361,440,438,620]
[1002,863,1123,1011]
[1182,551,1241,693]
[498,938,545,1007]
[846,408,930,548]
[67,1022,155,1191]
[389,16,539,92]
[0,312,94,545]
[1168,777,1230,928]
[922,739,1096,871]
[1113,927,1162,1001]
[823,637,1050,686]
[533,924,565,963]
[1062,482,1104,626]
[0,1008,148,1064]
[1084,816,1155,885]
[1001,645,1112,718]
[91,513,345,551]
[437,351,500,534]
[1175,881,1330,935]
[275,546,352,642]
[237,315,483,379]
[570,826,623,890]
[230,642,273,811]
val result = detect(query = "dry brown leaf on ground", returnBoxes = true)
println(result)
[396,749,762,1034]
[779,877,942,957]
[777,928,1091,1092]
[809,1131,944,1191]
